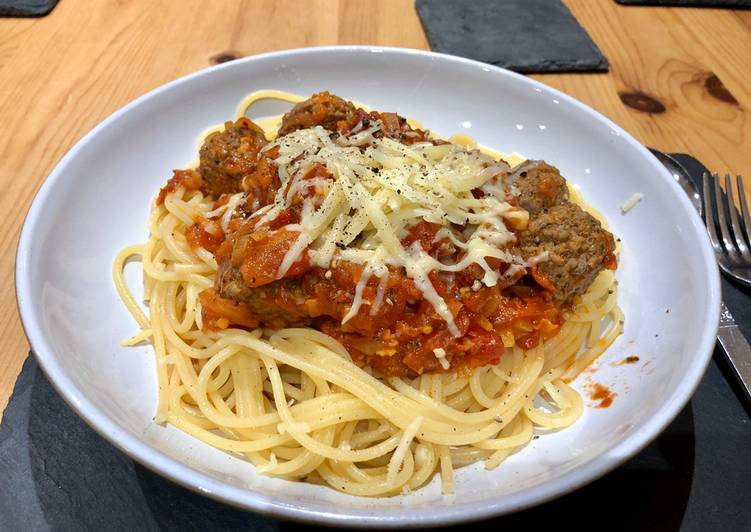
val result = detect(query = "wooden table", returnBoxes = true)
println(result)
[1,1,749,418]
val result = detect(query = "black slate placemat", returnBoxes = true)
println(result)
[617,0,751,7]
[415,0,609,73]
[0,0,58,17]
[2,154,750,530]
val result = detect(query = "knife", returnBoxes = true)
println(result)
[717,301,751,401]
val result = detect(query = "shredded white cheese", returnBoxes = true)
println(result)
[621,193,643,214]
[433,348,450,370]
[369,274,389,316]
[205,191,246,233]
[341,267,372,324]
[256,125,532,335]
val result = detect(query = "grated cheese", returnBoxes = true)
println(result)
[621,193,643,214]
[256,125,536,335]
[205,191,246,233]
[369,274,389,316]
[341,267,372,323]
[433,348,450,370]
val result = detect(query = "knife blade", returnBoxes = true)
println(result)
[717,301,751,401]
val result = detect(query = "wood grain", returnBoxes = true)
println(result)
[0,0,749,418]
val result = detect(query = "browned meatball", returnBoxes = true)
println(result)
[199,117,268,197]
[216,262,311,328]
[278,92,356,136]
[508,161,569,215]
[518,202,615,303]
[216,261,254,302]
[373,111,432,145]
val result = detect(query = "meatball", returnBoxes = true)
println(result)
[373,111,432,145]
[278,92,356,136]
[508,161,569,215]
[216,261,254,302]
[198,117,269,197]
[517,202,615,302]
[216,262,311,328]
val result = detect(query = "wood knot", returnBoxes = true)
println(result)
[704,73,738,105]
[618,91,666,114]
[210,52,241,65]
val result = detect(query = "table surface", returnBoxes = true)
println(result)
[1,0,750,418]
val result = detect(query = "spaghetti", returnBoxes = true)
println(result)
[114,91,623,497]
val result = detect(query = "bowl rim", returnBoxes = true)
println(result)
[15,45,721,527]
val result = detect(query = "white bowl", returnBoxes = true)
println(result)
[16,46,720,526]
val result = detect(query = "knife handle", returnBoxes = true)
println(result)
[717,325,751,402]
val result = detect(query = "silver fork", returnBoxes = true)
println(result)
[703,173,751,288]
[701,171,751,401]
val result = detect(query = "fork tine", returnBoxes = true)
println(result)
[703,173,723,254]
[726,174,749,255]
[713,173,738,255]
[737,174,751,250]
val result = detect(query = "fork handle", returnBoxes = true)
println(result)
[717,325,751,402]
